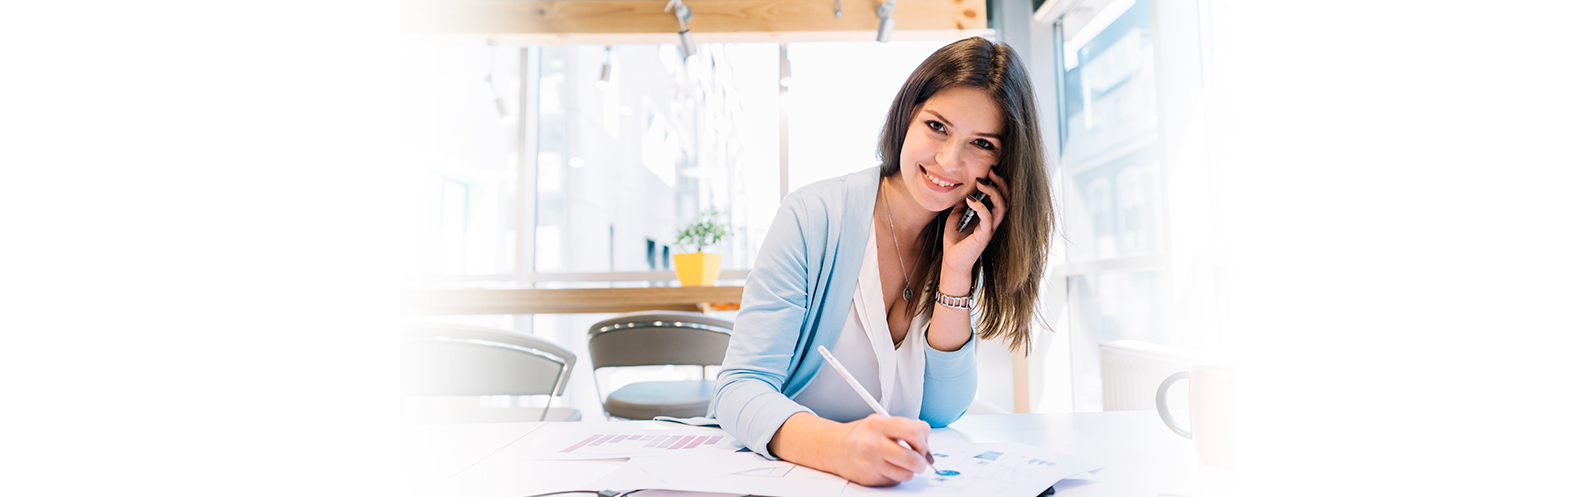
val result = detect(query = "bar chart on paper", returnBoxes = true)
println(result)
[507,425,748,460]
[561,434,724,454]
[840,443,1105,497]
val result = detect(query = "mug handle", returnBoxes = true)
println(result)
[1156,371,1192,439]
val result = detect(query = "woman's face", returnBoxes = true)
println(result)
[896,86,1004,213]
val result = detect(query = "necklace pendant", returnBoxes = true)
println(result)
[903,287,913,301]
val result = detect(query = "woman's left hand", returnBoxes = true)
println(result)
[941,169,1007,275]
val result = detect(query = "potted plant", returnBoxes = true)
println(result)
[673,210,728,286]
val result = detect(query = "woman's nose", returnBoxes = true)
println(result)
[935,140,963,170]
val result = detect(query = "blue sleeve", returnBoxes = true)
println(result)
[919,328,978,427]
[710,199,817,459]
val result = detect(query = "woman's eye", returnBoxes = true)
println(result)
[926,120,945,132]
[974,139,996,150]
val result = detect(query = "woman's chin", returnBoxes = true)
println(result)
[921,198,963,214]
[897,182,954,212]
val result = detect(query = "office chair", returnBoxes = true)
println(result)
[401,322,581,423]
[586,311,732,420]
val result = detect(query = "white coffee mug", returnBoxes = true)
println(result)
[1156,364,1234,469]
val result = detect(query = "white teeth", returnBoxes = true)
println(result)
[923,169,957,187]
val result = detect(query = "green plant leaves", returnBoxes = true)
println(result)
[675,210,728,253]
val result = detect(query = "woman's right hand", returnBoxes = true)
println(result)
[769,412,933,486]
[836,414,935,486]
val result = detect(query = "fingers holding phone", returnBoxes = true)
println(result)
[941,169,1006,273]
[958,172,1007,237]
[974,169,1008,231]
[955,190,991,233]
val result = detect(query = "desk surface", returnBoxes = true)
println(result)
[400,422,549,492]
[403,286,745,315]
[405,411,1232,497]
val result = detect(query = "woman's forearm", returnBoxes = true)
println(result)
[768,412,837,469]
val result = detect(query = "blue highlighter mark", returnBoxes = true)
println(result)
[938,470,960,476]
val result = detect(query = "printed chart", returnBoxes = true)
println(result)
[840,442,1104,496]
[560,433,724,454]
[506,424,746,460]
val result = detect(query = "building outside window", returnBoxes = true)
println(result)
[1054,0,1226,412]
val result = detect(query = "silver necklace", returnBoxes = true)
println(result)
[881,183,922,302]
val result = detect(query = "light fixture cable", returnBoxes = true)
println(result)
[484,39,516,126]
[664,0,698,58]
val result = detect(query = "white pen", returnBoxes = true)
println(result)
[816,345,943,476]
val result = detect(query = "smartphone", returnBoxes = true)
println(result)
[956,190,992,233]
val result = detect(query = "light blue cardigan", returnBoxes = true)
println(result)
[708,166,979,458]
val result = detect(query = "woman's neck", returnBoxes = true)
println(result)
[880,176,937,243]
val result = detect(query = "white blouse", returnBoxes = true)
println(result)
[792,223,928,421]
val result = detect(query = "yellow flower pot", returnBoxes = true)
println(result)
[673,252,721,286]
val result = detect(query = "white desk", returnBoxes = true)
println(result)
[400,422,550,492]
[405,412,1233,496]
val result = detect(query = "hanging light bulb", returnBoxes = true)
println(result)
[876,0,897,43]
[491,89,516,126]
[596,46,613,89]
[678,30,697,59]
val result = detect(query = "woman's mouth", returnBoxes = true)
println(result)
[920,165,960,189]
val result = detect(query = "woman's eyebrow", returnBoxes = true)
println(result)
[925,109,956,129]
[925,109,1003,141]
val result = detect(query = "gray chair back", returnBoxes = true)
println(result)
[401,323,576,420]
[587,311,733,370]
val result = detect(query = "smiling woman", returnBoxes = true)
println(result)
[875,37,1056,355]
[709,36,1055,487]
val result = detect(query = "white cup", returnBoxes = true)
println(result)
[1156,364,1234,469]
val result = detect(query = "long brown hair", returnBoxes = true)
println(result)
[877,36,1054,354]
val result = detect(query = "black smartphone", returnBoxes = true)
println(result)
[956,190,992,233]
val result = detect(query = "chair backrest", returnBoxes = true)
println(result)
[402,322,577,397]
[586,311,733,370]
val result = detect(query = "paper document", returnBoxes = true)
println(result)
[629,449,791,484]
[501,422,745,460]
[590,454,851,497]
[838,441,1104,496]
[504,422,1102,496]
[587,437,1101,497]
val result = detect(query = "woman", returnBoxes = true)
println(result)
[708,37,1054,486]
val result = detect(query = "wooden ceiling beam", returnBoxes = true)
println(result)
[404,0,987,37]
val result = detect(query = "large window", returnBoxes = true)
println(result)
[1061,0,1170,354]
[1055,0,1225,411]
[401,40,524,280]
[785,41,948,192]
[532,44,781,275]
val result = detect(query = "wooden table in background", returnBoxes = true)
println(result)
[403,286,745,315]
